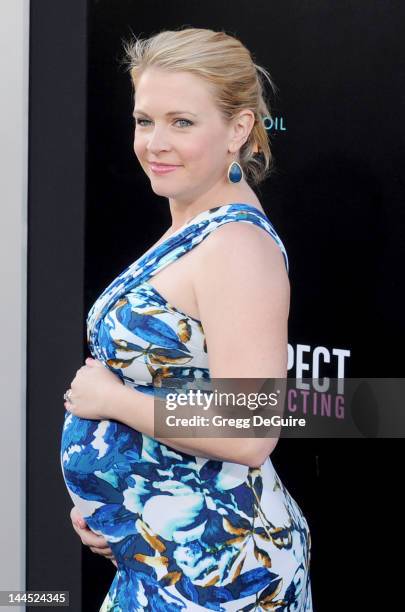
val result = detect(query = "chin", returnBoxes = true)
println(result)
[149,178,184,197]
[149,184,178,198]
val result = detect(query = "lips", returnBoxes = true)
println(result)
[149,161,181,174]
[148,161,180,167]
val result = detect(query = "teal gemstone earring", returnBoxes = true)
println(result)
[227,160,243,183]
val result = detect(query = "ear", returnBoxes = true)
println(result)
[228,109,255,153]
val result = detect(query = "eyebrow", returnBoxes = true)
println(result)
[132,109,197,118]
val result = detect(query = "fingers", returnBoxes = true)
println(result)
[89,545,115,557]
[71,522,116,561]
[71,521,112,550]
[86,357,104,367]
[70,505,116,563]
[70,506,86,529]
[70,507,112,549]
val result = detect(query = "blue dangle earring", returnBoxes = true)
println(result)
[227,160,243,183]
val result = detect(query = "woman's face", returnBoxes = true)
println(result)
[132,67,234,201]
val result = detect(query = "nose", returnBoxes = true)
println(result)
[146,124,171,154]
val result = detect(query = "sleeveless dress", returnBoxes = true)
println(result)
[60,203,313,611]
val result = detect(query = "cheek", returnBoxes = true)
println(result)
[187,136,225,172]
[185,132,221,164]
[133,133,145,158]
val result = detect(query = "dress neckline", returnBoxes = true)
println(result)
[87,202,270,346]
[178,202,267,230]
[136,203,268,267]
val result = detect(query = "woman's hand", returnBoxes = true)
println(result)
[70,506,117,568]
[64,357,124,420]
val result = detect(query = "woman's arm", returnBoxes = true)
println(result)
[108,222,290,468]
[111,384,276,467]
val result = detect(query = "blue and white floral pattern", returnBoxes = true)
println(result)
[60,204,312,610]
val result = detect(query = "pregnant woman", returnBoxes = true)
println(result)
[60,27,312,611]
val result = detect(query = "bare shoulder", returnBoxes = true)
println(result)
[193,218,290,379]
[198,220,289,284]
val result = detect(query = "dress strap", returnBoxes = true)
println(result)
[87,203,289,347]
[140,203,289,279]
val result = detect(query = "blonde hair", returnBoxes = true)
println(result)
[121,27,278,186]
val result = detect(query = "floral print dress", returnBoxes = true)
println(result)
[60,203,313,611]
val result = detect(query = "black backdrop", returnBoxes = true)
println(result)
[28,1,405,610]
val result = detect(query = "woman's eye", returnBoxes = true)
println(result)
[174,118,193,128]
[134,118,193,128]
[135,118,151,127]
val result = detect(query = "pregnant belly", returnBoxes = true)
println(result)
[60,412,311,595]
[60,411,205,539]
